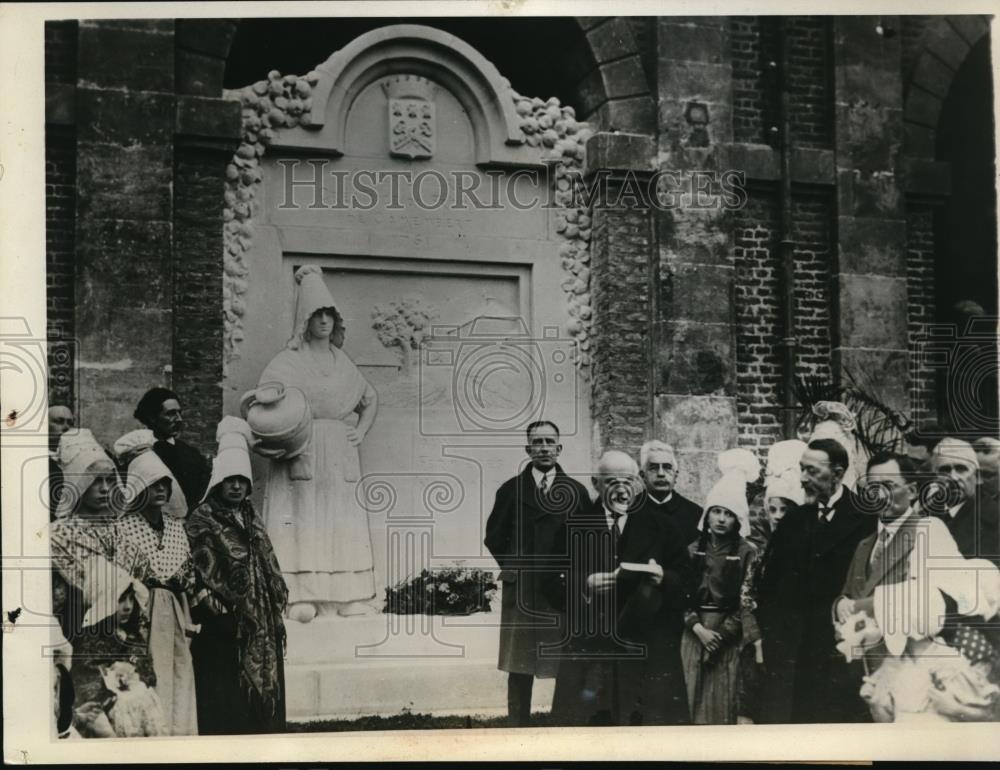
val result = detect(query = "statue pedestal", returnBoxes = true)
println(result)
[285,609,555,722]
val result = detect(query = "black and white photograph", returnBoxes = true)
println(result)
[2,1,1000,762]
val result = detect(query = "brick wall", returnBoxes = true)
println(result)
[45,19,78,410]
[792,193,835,381]
[906,205,938,425]
[734,190,782,450]
[787,17,833,149]
[731,16,777,146]
[732,189,835,452]
[45,20,77,85]
[173,146,227,449]
[46,124,77,409]
[730,16,831,148]
[590,201,652,455]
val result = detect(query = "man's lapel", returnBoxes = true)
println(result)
[815,490,865,555]
[863,517,919,593]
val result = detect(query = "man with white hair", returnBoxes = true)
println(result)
[549,450,692,726]
[929,437,999,563]
[637,440,702,546]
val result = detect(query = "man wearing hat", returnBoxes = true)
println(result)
[133,388,211,514]
[636,440,703,547]
[929,437,1000,563]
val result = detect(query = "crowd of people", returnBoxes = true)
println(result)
[48,397,288,738]
[45,278,1000,737]
[485,420,1000,727]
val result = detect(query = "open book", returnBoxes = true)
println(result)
[618,561,662,575]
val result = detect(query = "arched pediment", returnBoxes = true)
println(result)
[270,24,528,165]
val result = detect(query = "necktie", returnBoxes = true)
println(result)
[610,512,622,556]
[869,528,891,569]
[539,474,550,499]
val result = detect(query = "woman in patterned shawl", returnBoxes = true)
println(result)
[185,417,289,734]
[117,450,200,736]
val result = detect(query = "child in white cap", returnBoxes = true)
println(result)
[679,448,761,724]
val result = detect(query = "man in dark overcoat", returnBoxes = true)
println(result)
[636,439,703,547]
[549,450,693,726]
[484,420,590,726]
[754,437,876,724]
[134,387,211,511]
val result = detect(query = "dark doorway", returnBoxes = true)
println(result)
[934,34,999,437]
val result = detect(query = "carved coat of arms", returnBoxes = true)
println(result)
[382,75,437,160]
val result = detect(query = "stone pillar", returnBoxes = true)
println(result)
[654,17,738,499]
[74,20,177,446]
[585,133,657,457]
[173,102,241,447]
[832,17,908,410]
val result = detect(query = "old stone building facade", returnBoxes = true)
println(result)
[45,15,997,497]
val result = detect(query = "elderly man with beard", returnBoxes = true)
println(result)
[754,437,876,724]
[548,450,693,726]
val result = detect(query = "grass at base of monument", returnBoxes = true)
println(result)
[290,711,556,731]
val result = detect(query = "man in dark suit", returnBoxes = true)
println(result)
[754,437,876,724]
[549,450,693,726]
[484,420,590,727]
[636,439,703,547]
[928,437,1000,564]
[134,387,211,511]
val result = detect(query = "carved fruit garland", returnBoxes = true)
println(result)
[222,69,318,365]
[221,71,593,373]
[511,91,594,372]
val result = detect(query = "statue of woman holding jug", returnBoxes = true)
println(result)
[243,265,379,623]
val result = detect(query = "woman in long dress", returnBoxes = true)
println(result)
[116,450,200,735]
[186,417,289,734]
[253,265,378,623]
[680,449,760,724]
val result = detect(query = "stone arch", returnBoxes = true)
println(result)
[278,24,525,164]
[183,16,654,135]
[903,14,991,157]
[572,16,655,134]
[175,19,240,96]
